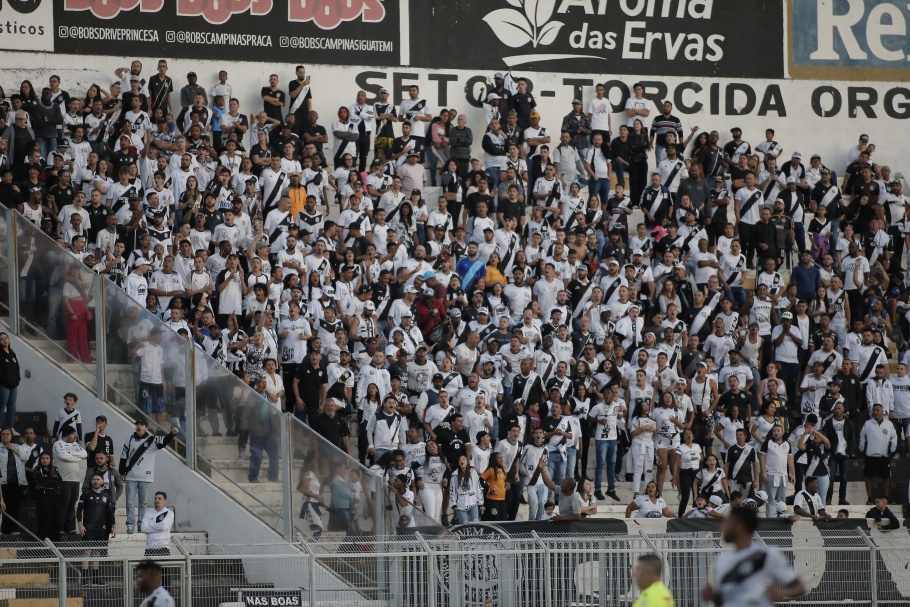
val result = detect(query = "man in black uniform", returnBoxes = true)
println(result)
[76,473,116,587]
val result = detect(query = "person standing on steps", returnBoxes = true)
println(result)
[119,419,178,534]
[53,425,88,535]
[0,333,21,430]
[142,491,174,558]
[76,473,116,587]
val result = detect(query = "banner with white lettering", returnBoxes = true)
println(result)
[789,0,910,81]
[53,0,399,65]
[409,0,784,78]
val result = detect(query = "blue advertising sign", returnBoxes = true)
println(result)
[790,0,910,79]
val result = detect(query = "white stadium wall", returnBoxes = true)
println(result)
[0,0,908,176]
[0,50,907,177]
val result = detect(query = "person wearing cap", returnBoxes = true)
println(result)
[371,87,397,158]
[781,150,808,193]
[523,108,550,160]
[117,417,178,535]
[557,96,590,157]
[124,255,150,305]
[723,126,751,167]
[847,133,870,164]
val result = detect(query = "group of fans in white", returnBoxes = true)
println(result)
[2,61,908,533]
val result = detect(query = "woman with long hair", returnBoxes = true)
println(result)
[179,175,203,221]
[356,383,382,464]
[576,477,598,517]
[62,263,94,364]
[751,399,778,447]
[627,118,650,205]
[338,168,361,212]
[331,107,358,168]
[658,280,681,316]
[415,440,446,523]
[91,159,114,198]
[441,159,464,225]
[391,201,417,254]
[593,359,623,399]
[625,480,674,518]
[480,452,508,521]
[262,358,284,409]
[0,333,21,429]
[449,454,481,523]
[82,84,107,116]
[430,110,451,187]
[693,453,729,504]
[673,428,702,517]
[628,400,657,497]
[653,391,686,497]
[19,80,38,108]
[33,452,63,541]
[485,254,507,290]
[297,458,324,539]
[0,86,9,114]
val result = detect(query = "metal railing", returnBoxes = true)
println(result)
[1,529,907,607]
[0,205,447,540]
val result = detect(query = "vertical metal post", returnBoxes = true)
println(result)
[184,347,196,470]
[415,533,436,607]
[123,558,133,606]
[308,551,316,607]
[7,212,19,335]
[860,530,879,607]
[281,415,293,539]
[44,539,66,607]
[93,274,106,399]
[532,531,553,607]
[173,536,191,606]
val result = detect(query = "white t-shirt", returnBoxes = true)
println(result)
[633,494,667,518]
[713,544,798,607]
[624,96,655,128]
[588,97,611,131]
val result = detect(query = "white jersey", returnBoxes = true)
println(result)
[712,544,798,607]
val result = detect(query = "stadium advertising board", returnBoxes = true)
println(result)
[0,0,55,52]
[790,0,910,81]
[53,0,399,65]
[409,0,784,78]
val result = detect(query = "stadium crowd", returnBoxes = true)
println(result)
[0,60,908,533]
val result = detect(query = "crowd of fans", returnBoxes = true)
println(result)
[0,60,908,533]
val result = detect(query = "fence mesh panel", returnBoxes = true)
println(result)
[0,530,908,606]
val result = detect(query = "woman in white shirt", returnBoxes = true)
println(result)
[415,441,447,523]
[694,453,729,503]
[673,428,702,517]
[751,399,779,448]
[625,480,674,519]
[449,455,482,523]
[262,358,285,409]
[628,400,657,496]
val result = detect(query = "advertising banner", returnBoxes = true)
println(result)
[790,0,910,81]
[410,0,784,78]
[0,0,55,52]
[52,0,399,66]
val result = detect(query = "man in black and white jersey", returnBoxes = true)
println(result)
[701,507,805,607]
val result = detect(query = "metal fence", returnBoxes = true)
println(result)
[6,529,899,607]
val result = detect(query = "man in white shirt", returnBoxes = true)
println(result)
[142,491,175,554]
[624,83,654,128]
